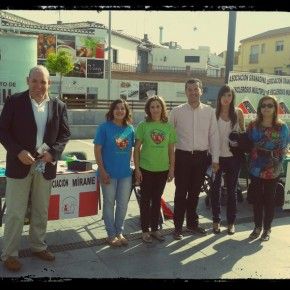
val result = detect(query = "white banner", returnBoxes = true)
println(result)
[228,72,290,123]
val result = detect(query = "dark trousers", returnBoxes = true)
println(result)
[250,175,278,231]
[211,156,241,225]
[139,168,168,232]
[173,149,208,231]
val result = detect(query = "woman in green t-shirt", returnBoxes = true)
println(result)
[134,96,177,243]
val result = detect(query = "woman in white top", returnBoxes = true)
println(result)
[211,85,245,235]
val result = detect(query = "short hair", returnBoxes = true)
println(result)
[185,78,203,90]
[106,99,132,126]
[28,65,50,79]
[144,95,168,122]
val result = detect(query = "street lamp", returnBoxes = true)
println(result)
[107,10,112,100]
[225,11,237,83]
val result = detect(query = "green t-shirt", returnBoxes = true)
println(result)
[136,121,177,172]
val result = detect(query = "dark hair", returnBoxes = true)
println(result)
[144,95,168,122]
[216,85,237,129]
[106,99,132,126]
[256,95,282,127]
[185,78,203,90]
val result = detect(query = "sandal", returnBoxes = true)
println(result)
[151,231,165,242]
[142,232,153,243]
[227,224,235,235]
[213,222,221,234]
[106,237,122,247]
[260,230,271,242]
[117,234,129,246]
[249,227,262,240]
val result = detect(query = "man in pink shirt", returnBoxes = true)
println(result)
[169,78,219,240]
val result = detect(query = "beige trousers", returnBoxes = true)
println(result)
[1,163,52,261]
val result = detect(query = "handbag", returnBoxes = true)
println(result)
[229,131,254,157]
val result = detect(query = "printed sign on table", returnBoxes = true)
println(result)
[48,172,99,220]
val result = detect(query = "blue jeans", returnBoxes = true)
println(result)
[211,156,241,225]
[101,176,132,238]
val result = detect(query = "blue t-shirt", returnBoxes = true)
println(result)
[93,121,135,179]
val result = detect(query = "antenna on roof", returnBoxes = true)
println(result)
[57,10,62,25]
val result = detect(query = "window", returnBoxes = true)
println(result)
[112,49,118,63]
[249,54,259,64]
[185,56,200,63]
[249,45,259,64]
[276,41,284,52]
[261,43,265,53]
[274,67,283,75]
[87,87,98,100]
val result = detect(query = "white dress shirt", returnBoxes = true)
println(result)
[169,102,220,163]
[30,96,49,150]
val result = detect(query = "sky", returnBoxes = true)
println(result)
[6,10,290,54]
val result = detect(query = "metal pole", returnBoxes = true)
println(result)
[225,11,237,84]
[107,10,112,100]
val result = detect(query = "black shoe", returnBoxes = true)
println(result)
[260,230,271,242]
[187,226,207,236]
[249,227,262,240]
[173,230,183,240]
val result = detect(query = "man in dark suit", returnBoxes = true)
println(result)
[0,65,70,271]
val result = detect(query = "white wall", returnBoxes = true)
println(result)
[0,34,37,104]
[108,34,138,64]
[50,76,222,103]
[208,53,225,68]
[151,47,208,69]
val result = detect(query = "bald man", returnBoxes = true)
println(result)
[0,65,70,271]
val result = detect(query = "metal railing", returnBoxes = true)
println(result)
[64,98,184,111]
[109,62,138,72]
[151,65,186,73]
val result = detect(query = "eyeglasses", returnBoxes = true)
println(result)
[261,103,274,109]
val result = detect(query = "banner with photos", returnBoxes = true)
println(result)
[120,81,139,100]
[37,32,106,79]
[139,82,158,101]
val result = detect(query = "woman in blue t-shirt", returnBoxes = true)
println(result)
[94,99,134,247]
[247,95,289,242]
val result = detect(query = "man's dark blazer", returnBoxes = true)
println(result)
[0,90,71,180]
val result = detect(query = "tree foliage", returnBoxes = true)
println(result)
[45,51,74,75]
[45,51,74,99]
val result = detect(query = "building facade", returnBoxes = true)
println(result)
[234,26,290,76]
[0,10,224,104]
[151,46,225,77]
[0,33,37,104]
